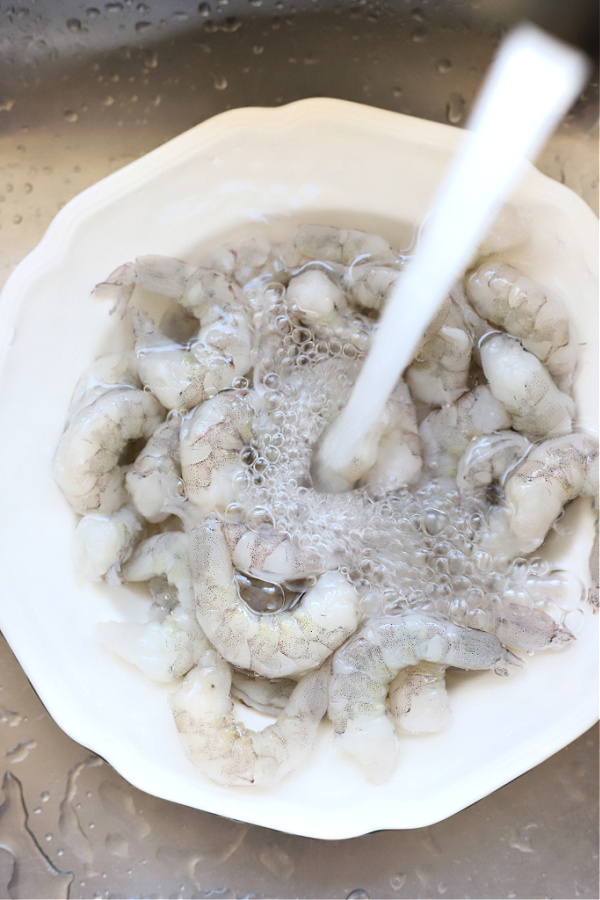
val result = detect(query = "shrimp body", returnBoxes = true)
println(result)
[171,650,331,786]
[467,260,578,391]
[490,432,599,554]
[420,385,511,477]
[456,430,531,494]
[223,522,326,583]
[294,224,397,266]
[54,387,164,515]
[180,390,254,515]
[73,507,143,584]
[126,416,183,522]
[328,612,519,781]
[286,268,348,326]
[231,671,295,717]
[406,325,472,407]
[122,531,195,611]
[131,308,252,412]
[360,380,422,494]
[388,662,451,735]
[190,520,360,678]
[480,334,575,439]
[67,352,140,425]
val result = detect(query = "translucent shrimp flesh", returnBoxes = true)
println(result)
[190,519,360,678]
[456,430,531,494]
[359,379,422,494]
[388,662,451,735]
[180,390,254,515]
[171,649,331,786]
[73,507,143,584]
[467,260,578,391]
[406,324,473,407]
[485,432,599,554]
[419,385,512,477]
[54,387,164,515]
[480,333,575,439]
[328,611,520,782]
[230,671,295,717]
[66,352,140,425]
[294,224,398,266]
[126,415,184,522]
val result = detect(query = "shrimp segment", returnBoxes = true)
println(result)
[171,650,331,786]
[73,507,143,584]
[456,431,531,494]
[328,612,519,782]
[388,662,451,735]
[487,432,599,554]
[480,334,575,439]
[231,671,295,717]
[294,224,397,266]
[54,387,164,515]
[126,416,183,522]
[467,260,578,391]
[122,531,195,611]
[190,520,360,678]
[406,325,472,407]
[180,390,254,515]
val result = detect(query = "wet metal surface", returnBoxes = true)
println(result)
[0,2,598,897]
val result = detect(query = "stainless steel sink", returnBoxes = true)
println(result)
[0,2,597,897]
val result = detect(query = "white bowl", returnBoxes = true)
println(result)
[0,99,597,839]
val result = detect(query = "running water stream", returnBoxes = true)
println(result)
[316,25,588,490]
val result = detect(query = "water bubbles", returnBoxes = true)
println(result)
[86,8,101,18]
[67,18,82,32]
[445,91,466,125]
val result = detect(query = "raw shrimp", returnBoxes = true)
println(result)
[126,416,183,522]
[467,260,578,391]
[223,522,327,583]
[98,531,209,682]
[480,334,575,439]
[419,385,512,477]
[190,519,360,678]
[478,203,532,256]
[344,263,400,313]
[131,307,252,411]
[171,649,331,786]
[122,531,195,612]
[360,379,422,494]
[54,387,164,515]
[493,603,573,651]
[286,268,348,327]
[230,670,295,716]
[388,662,451,734]
[485,432,599,554]
[67,352,140,425]
[328,611,520,782]
[406,325,472,407]
[294,224,397,266]
[98,609,208,683]
[180,390,254,515]
[73,507,143,584]
[456,430,531,494]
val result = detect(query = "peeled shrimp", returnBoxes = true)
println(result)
[190,519,360,678]
[360,379,422,494]
[98,531,208,682]
[171,649,330,786]
[419,385,511,477]
[73,507,143,584]
[388,662,451,735]
[486,432,599,554]
[286,268,348,327]
[180,390,254,515]
[480,334,575,439]
[456,430,531,494]
[54,387,164,515]
[328,611,519,782]
[126,416,183,522]
[294,224,397,266]
[406,325,472,407]
[344,264,400,313]
[231,671,295,717]
[467,260,578,391]
[67,352,140,425]
[223,522,326,583]
[493,603,573,651]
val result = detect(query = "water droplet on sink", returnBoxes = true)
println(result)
[135,20,151,33]
[445,92,465,125]
[64,110,79,123]
[390,874,406,891]
[67,18,82,32]
[198,2,210,15]
[213,74,228,90]
[436,58,452,73]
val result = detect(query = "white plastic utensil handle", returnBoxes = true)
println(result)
[317,24,588,483]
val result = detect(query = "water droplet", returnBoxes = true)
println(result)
[44,833,52,842]
[105,2,124,12]
[67,18,82,32]
[86,7,100,18]
[390,873,406,891]
[23,182,32,193]
[436,58,452,74]
[63,110,79,123]
[347,892,369,900]
[213,74,228,90]
[259,844,294,877]
[252,44,264,55]
[445,92,465,125]
[101,95,114,106]
[0,99,15,112]
[12,214,22,225]
[392,86,402,98]
[411,25,428,42]
[135,20,151,33]
[41,791,50,801]
[198,1,210,14]
[137,2,149,11]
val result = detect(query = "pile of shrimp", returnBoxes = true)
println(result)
[54,218,598,786]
